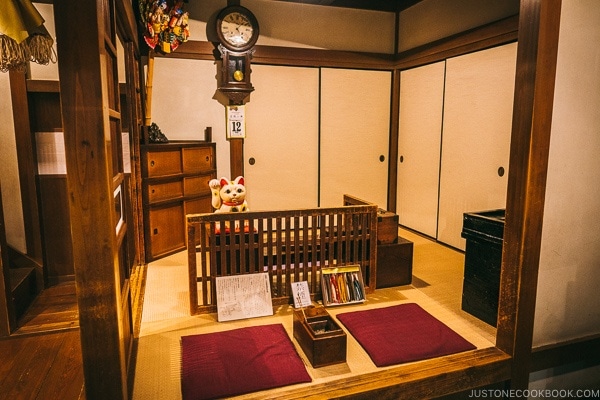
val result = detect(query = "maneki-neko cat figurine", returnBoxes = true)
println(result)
[209,176,249,213]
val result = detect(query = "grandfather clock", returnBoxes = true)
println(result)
[218,46,254,105]
[215,5,259,178]
[215,5,259,105]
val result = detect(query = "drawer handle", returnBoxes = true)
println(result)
[153,228,158,235]
[151,189,155,194]
[498,166,505,177]
[150,160,155,167]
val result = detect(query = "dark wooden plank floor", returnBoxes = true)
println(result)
[0,281,85,400]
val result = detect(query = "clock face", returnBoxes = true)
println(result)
[217,6,259,51]
[221,12,254,47]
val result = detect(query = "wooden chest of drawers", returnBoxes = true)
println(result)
[141,141,216,262]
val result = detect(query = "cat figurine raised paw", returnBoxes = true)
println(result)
[209,176,249,213]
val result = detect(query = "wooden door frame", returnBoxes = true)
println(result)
[56,0,562,396]
[54,0,134,398]
[496,0,562,388]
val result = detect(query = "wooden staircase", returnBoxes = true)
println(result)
[9,267,37,321]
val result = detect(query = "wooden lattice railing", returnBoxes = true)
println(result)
[187,202,378,315]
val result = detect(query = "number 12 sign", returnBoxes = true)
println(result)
[226,105,246,139]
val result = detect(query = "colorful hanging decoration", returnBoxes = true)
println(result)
[139,0,190,54]
[0,0,56,72]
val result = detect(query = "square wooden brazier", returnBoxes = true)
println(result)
[293,306,347,368]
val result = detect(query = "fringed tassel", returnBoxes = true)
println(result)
[0,32,56,73]
[0,34,28,72]
[26,33,56,66]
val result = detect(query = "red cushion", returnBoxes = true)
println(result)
[336,303,476,367]
[181,324,311,399]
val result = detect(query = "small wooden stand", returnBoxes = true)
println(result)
[376,236,413,288]
[293,306,347,368]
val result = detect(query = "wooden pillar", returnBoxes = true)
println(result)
[387,68,401,213]
[496,0,562,390]
[229,138,244,179]
[54,0,129,398]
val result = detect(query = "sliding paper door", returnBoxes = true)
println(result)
[438,43,517,249]
[396,61,445,238]
[320,68,391,208]
[245,65,320,210]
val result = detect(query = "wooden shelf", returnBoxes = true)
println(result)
[26,79,60,93]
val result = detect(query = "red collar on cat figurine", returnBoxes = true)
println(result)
[223,200,243,206]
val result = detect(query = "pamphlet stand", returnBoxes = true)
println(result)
[320,265,366,306]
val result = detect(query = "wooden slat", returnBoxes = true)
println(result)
[239,223,247,275]
[186,203,377,314]
[293,216,300,283]
[276,217,283,296]
[284,215,292,297]
[310,215,318,294]
[301,215,309,287]
[200,223,209,307]
[218,222,226,276]
[257,218,264,275]
[186,222,198,315]
[267,219,274,292]
[228,221,236,274]
[327,213,335,266]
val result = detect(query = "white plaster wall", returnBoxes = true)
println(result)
[533,0,600,347]
[0,73,27,253]
[184,0,396,53]
[150,57,231,177]
[398,0,520,53]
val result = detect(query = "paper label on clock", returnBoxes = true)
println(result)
[226,105,246,139]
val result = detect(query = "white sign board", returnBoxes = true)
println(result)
[291,281,312,308]
[216,273,273,322]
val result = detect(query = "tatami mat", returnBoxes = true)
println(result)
[131,228,496,400]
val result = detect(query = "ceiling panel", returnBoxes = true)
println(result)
[276,0,423,13]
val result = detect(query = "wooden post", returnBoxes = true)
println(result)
[144,52,155,127]
[229,138,244,179]
[54,1,129,398]
[496,0,562,390]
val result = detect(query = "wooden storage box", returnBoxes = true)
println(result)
[293,307,347,368]
[376,236,413,288]
[377,208,399,244]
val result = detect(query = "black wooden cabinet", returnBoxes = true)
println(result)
[461,209,505,326]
